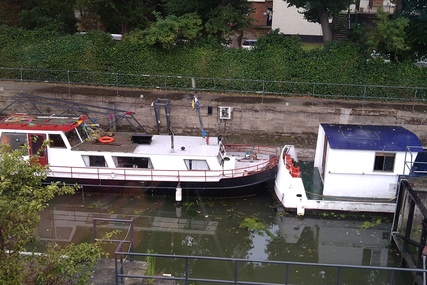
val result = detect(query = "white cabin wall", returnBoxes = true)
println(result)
[47,148,86,167]
[323,149,406,198]
[272,0,323,36]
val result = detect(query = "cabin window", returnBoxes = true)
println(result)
[48,134,66,148]
[82,155,107,167]
[184,159,210,170]
[1,132,27,150]
[65,129,81,147]
[113,156,153,168]
[373,152,395,172]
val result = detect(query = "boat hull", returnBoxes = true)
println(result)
[45,166,277,197]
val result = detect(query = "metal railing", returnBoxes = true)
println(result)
[1,67,427,108]
[113,251,422,285]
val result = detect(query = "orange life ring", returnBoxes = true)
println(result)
[99,136,115,143]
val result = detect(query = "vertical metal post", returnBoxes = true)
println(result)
[130,217,134,262]
[93,218,97,242]
[164,76,167,97]
[285,264,289,285]
[262,80,265,104]
[185,257,189,285]
[362,85,367,109]
[234,260,238,285]
[311,83,315,106]
[115,254,119,285]
[119,245,124,285]
[336,267,342,285]
[403,199,416,253]
[391,180,406,243]
[20,68,23,81]
[389,270,395,285]
[115,73,119,96]
[417,218,427,269]
[413,87,418,111]
[67,70,71,95]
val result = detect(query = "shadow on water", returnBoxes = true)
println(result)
[35,186,410,284]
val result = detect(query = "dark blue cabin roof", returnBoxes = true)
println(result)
[321,124,422,151]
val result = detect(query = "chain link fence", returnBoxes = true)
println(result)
[1,67,426,108]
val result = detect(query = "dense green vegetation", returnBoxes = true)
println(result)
[0,26,426,91]
[0,26,422,82]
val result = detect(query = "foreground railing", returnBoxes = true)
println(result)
[112,251,422,285]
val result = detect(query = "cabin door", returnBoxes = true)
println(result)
[29,134,47,165]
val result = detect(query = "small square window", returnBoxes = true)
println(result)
[374,152,395,172]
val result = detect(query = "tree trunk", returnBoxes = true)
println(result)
[318,6,333,42]
[394,0,403,14]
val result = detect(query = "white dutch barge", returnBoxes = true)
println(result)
[274,124,425,215]
[0,112,278,199]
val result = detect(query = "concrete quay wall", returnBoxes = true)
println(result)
[1,81,427,159]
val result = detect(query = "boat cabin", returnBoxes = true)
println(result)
[313,124,422,199]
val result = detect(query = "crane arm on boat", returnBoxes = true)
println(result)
[193,94,207,138]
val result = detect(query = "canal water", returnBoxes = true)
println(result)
[37,185,411,284]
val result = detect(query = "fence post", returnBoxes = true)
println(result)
[262,80,265,104]
[115,73,119,96]
[363,85,367,109]
[336,267,342,285]
[130,217,134,262]
[93,219,97,243]
[20,68,23,81]
[67,70,71,95]
[413,87,418,111]
[311,83,316,106]
[185,257,189,285]
[164,76,167,97]
[285,264,289,285]
[234,260,239,285]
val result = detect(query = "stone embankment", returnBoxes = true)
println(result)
[1,81,427,160]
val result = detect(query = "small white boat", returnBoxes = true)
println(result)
[274,124,426,215]
[0,112,278,199]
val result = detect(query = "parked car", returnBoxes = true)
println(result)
[242,39,257,50]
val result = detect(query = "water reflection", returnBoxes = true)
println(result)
[37,191,404,284]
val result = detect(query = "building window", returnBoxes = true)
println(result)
[373,152,395,172]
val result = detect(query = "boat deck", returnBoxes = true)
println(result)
[73,132,140,153]
[73,133,223,157]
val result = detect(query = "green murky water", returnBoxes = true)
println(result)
[35,187,413,284]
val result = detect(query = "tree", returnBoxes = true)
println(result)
[76,0,159,34]
[0,143,104,284]
[128,13,203,48]
[162,0,254,45]
[0,0,25,26]
[285,0,354,42]
[18,0,77,34]
[398,0,427,60]
[364,9,409,63]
